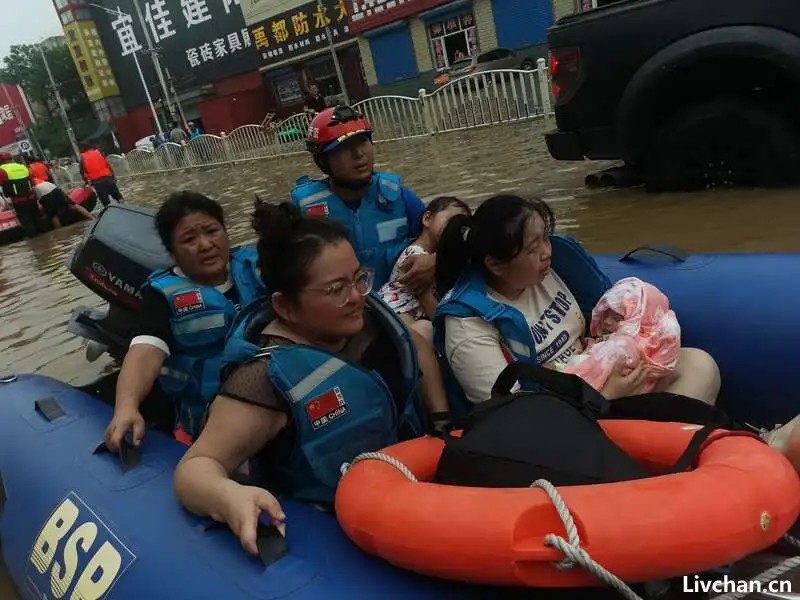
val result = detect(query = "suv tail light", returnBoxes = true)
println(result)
[549,47,581,101]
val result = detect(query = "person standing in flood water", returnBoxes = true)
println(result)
[291,105,435,294]
[0,151,38,238]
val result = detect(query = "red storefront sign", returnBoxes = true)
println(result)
[347,0,452,34]
[0,84,34,149]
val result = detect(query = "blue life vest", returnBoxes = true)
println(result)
[290,173,410,288]
[433,234,611,416]
[148,246,265,437]
[222,293,425,504]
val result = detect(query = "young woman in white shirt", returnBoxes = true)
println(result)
[433,194,722,407]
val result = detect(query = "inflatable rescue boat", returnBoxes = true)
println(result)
[0,208,23,244]
[0,205,799,598]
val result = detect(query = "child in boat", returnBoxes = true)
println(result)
[378,196,471,338]
[560,277,681,393]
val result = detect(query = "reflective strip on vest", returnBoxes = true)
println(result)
[505,338,532,358]
[286,357,347,403]
[375,217,407,243]
[297,189,333,207]
[381,178,400,191]
[172,313,227,336]
[160,367,189,382]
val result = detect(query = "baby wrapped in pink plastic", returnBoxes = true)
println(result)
[560,277,681,393]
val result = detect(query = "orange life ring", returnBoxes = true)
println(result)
[335,420,800,587]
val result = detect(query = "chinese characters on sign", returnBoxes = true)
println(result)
[347,0,450,34]
[93,0,259,107]
[185,29,251,67]
[0,105,13,126]
[249,0,352,66]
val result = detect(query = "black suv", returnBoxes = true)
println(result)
[544,0,800,190]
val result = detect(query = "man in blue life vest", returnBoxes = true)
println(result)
[104,192,265,451]
[290,105,435,293]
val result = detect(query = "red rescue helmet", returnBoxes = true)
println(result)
[306,105,373,155]
[0,151,12,163]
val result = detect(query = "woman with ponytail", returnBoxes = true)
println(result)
[433,194,722,413]
[174,200,450,556]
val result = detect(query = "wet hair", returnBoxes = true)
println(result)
[424,196,471,219]
[155,191,225,252]
[251,199,350,299]
[435,194,555,296]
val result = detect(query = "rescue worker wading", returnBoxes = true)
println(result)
[0,151,38,237]
[291,105,436,294]
[104,192,265,452]
[80,143,123,207]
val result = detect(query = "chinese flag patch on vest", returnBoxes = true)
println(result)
[173,290,205,314]
[306,386,348,430]
[305,202,329,217]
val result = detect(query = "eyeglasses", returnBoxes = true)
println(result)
[304,269,374,307]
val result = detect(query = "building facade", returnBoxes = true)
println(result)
[84,0,267,150]
[348,0,555,96]
[51,0,126,124]
[0,84,36,155]
[242,0,369,116]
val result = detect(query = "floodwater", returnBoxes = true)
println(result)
[2,119,800,596]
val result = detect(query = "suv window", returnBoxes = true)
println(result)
[477,51,496,63]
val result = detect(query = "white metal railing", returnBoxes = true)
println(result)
[54,59,553,182]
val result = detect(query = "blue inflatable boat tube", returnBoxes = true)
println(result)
[1,247,798,598]
[0,375,494,599]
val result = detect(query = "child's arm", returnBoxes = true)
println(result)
[419,288,439,320]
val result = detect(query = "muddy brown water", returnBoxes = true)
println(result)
[2,119,800,596]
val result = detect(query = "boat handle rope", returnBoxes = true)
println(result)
[342,452,800,600]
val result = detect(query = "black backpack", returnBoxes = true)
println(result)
[434,361,741,488]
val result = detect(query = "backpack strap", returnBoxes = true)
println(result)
[438,361,610,438]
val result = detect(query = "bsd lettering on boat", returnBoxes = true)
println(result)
[26,492,135,599]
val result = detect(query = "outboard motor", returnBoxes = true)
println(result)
[67,204,171,361]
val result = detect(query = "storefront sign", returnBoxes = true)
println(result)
[64,20,121,103]
[249,0,352,68]
[347,0,451,34]
[0,84,35,149]
[90,0,260,109]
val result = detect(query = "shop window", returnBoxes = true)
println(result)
[301,56,343,101]
[273,74,303,106]
[429,13,478,71]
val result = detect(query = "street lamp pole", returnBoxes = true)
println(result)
[89,3,164,135]
[316,0,349,104]
[131,0,177,125]
[37,43,81,160]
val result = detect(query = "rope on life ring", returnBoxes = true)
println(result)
[341,452,800,600]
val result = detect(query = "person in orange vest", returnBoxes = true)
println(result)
[79,143,124,207]
[27,156,53,184]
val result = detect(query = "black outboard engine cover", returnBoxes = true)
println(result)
[67,204,171,360]
[68,204,170,310]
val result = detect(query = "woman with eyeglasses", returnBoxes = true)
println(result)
[173,200,450,555]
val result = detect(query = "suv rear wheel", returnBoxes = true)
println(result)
[642,97,800,192]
